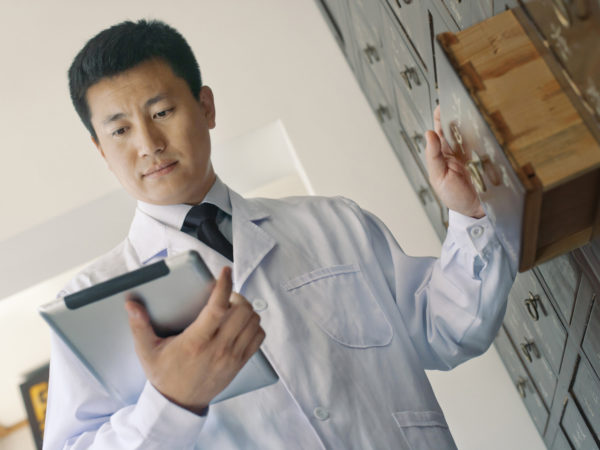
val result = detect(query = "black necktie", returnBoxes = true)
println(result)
[181,203,234,261]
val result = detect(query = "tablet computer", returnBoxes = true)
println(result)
[39,250,278,405]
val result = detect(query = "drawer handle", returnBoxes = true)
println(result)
[412,133,425,152]
[552,0,571,27]
[450,123,487,193]
[364,44,380,64]
[400,67,421,90]
[418,188,432,206]
[524,292,546,321]
[520,339,541,363]
[375,105,391,123]
[516,377,528,398]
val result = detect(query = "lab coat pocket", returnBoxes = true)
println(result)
[393,411,457,450]
[282,263,392,348]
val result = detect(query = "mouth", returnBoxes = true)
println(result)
[142,160,178,178]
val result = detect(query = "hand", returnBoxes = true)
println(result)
[125,266,265,414]
[425,105,485,219]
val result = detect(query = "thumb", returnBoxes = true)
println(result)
[125,295,159,359]
[425,130,447,180]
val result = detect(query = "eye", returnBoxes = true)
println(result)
[154,107,174,119]
[112,127,128,137]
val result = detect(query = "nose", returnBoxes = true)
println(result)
[137,120,165,157]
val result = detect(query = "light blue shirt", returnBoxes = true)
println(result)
[44,178,515,449]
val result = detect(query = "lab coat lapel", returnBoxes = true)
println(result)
[229,190,276,292]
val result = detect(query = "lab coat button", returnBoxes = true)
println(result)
[313,406,330,421]
[470,225,484,238]
[252,299,268,312]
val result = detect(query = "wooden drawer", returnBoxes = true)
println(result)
[504,278,558,408]
[572,358,600,440]
[535,253,580,324]
[582,298,600,381]
[519,0,600,122]
[436,9,600,272]
[437,0,493,30]
[560,395,599,449]
[494,326,549,435]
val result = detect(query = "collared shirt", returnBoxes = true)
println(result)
[137,175,234,248]
[44,182,515,450]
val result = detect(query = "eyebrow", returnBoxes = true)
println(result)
[101,93,169,125]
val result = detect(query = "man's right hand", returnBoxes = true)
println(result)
[124,266,265,414]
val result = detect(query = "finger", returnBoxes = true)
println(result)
[241,326,266,363]
[433,105,443,138]
[231,313,261,359]
[215,299,255,348]
[184,266,233,342]
[425,130,448,180]
[125,295,160,360]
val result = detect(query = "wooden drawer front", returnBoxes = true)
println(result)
[348,1,392,100]
[504,280,558,407]
[552,427,573,450]
[381,4,432,130]
[391,124,448,240]
[561,395,599,450]
[535,253,580,324]
[513,272,568,375]
[583,299,600,382]
[438,0,493,30]
[572,359,600,439]
[494,326,549,435]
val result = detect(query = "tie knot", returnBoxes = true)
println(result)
[182,203,219,232]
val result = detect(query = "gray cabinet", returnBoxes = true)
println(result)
[316,0,600,448]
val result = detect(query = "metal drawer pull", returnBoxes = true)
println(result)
[418,188,432,206]
[412,133,425,152]
[520,339,541,363]
[524,292,546,321]
[375,105,391,123]
[450,123,487,193]
[552,0,571,27]
[363,44,380,64]
[400,67,421,90]
[516,377,528,398]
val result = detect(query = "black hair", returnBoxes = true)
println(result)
[68,19,202,140]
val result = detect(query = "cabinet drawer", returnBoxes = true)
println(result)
[561,395,599,449]
[348,0,392,100]
[572,358,600,439]
[391,123,448,240]
[535,253,580,324]
[494,326,549,435]
[551,427,572,450]
[504,279,558,408]
[512,272,567,374]
[381,3,432,131]
[519,0,600,122]
[583,299,600,384]
[437,0,493,30]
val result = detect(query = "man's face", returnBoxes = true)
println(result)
[88,58,216,205]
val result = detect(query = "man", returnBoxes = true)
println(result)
[44,19,514,449]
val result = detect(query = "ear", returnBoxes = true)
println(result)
[198,86,216,129]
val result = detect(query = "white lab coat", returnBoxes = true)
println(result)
[44,187,514,450]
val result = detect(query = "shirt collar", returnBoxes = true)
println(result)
[136,175,232,231]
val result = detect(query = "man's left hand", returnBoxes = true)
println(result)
[424,105,485,219]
